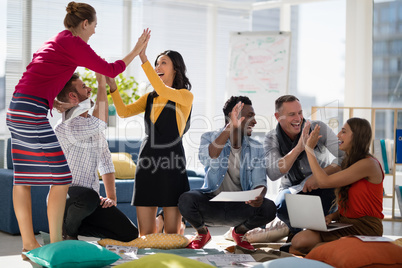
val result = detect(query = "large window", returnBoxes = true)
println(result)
[373,0,402,109]
[2,0,346,170]
[0,1,6,111]
[372,0,402,139]
[297,1,346,118]
[373,0,402,218]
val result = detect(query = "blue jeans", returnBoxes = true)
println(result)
[178,190,276,231]
[64,186,138,242]
[275,188,336,234]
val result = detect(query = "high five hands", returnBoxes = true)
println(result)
[133,28,151,57]
[305,124,322,155]
[230,101,245,129]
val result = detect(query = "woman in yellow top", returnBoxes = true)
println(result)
[110,42,193,236]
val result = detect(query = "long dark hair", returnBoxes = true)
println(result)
[150,50,191,97]
[335,117,373,211]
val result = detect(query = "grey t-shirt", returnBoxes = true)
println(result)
[213,146,242,195]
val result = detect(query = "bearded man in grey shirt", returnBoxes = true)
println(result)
[264,95,344,241]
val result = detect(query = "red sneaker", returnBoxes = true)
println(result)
[232,228,255,250]
[186,230,212,249]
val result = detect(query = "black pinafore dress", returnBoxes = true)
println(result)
[132,94,190,207]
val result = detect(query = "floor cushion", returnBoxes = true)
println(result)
[306,236,402,268]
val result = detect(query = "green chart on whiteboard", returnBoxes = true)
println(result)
[226,31,291,128]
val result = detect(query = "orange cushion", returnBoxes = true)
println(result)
[306,236,402,268]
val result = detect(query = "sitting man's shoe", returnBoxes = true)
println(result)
[186,230,211,249]
[232,228,255,250]
[62,223,78,240]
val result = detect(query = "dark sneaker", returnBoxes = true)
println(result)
[186,230,212,249]
[232,228,254,250]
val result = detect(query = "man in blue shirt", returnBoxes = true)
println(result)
[178,96,276,250]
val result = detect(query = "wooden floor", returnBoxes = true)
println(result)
[1,222,401,268]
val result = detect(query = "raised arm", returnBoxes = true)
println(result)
[278,121,310,174]
[208,102,244,158]
[92,73,108,123]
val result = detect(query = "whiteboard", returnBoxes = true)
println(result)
[225,31,291,130]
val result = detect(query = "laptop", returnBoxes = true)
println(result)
[285,194,353,232]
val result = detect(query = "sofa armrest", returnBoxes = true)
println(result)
[107,138,142,164]
[0,168,50,234]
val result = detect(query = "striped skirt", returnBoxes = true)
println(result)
[6,93,72,186]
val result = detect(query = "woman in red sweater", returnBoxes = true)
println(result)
[6,1,149,257]
[290,117,384,254]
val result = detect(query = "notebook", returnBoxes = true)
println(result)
[285,194,352,232]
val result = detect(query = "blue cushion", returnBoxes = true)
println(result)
[107,138,142,164]
[253,257,334,268]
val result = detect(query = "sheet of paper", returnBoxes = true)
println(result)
[354,235,393,242]
[209,188,263,202]
[206,254,256,266]
[105,245,138,265]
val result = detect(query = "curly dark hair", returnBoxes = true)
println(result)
[222,96,252,125]
[334,117,373,212]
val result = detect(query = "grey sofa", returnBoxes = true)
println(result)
[0,138,204,234]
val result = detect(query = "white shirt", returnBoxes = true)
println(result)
[54,115,114,194]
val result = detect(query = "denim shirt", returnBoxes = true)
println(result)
[197,128,267,193]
